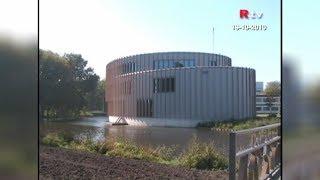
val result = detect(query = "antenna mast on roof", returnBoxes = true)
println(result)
[212,27,215,53]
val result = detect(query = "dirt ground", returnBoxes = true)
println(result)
[40,146,228,179]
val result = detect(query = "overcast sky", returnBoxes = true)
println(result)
[40,0,281,83]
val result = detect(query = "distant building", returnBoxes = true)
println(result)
[256,94,280,114]
[106,52,256,127]
[256,81,280,115]
[256,82,264,95]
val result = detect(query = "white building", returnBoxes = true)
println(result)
[256,95,280,114]
[256,82,280,115]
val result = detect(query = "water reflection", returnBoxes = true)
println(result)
[40,116,236,156]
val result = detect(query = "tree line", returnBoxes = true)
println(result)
[39,49,105,119]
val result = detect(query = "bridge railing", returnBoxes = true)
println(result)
[229,123,281,180]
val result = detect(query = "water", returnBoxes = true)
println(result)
[40,116,231,155]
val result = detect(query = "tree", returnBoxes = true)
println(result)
[86,79,106,111]
[39,50,99,119]
[265,81,281,96]
[264,81,281,115]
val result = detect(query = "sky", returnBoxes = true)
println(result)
[283,0,320,85]
[39,0,281,83]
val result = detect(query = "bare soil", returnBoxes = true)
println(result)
[40,146,228,179]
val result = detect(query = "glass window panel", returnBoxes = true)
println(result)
[169,60,174,68]
[182,61,186,67]
[165,78,169,92]
[163,60,169,68]
[263,107,270,111]
[128,62,131,72]
[175,61,183,67]
[161,79,165,92]
[185,60,190,67]
[131,62,134,72]
[159,60,164,69]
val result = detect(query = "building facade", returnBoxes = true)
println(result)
[256,82,264,95]
[256,94,281,115]
[106,52,256,127]
[255,82,281,115]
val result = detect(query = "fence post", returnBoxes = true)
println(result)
[229,132,236,180]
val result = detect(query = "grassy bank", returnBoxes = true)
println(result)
[197,117,280,131]
[41,133,227,171]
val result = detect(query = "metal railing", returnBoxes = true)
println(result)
[229,123,281,180]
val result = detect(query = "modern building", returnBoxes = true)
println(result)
[106,52,256,127]
[255,82,281,115]
[256,94,280,115]
[256,82,264,95]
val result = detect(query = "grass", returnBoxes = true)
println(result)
[197,117,280,131]
[179,136,228,170]
[41,133,227,171]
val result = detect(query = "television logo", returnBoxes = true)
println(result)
[240,9,263,19]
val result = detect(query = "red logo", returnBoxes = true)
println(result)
[240,9,263,19]
[240,9,249,19]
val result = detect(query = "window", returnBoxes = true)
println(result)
[153,59,195,70]
[153,79,159,93]
[191,60,195,66]
[263,107,270,111]
[137,99,153,117]
[256,107,262,111]
[170,78,175,91]
[164,60,169,68]
[153,77,175,93]
[209,60,217,66]
[271,107,279,111]
[160,78,165,92]
[121,62,136,74]
[159,61,164,69]
[169,60,174,68]
[256,97,263,102]
[153,61,157,69]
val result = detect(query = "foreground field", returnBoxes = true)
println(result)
[40,146,228,179]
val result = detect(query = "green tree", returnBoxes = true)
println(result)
[86,79,106,111]
[265,81,281,96]
[39,50,99,119]
[264,81,281,115]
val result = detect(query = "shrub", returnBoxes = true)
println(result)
[179,136,228,170]
[105,138,165,162]
[198,117,280,130]
[41,133,227,171]
[268,113,277,117]
[42,133,73,147]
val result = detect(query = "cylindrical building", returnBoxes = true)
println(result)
[106,52,255,127]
